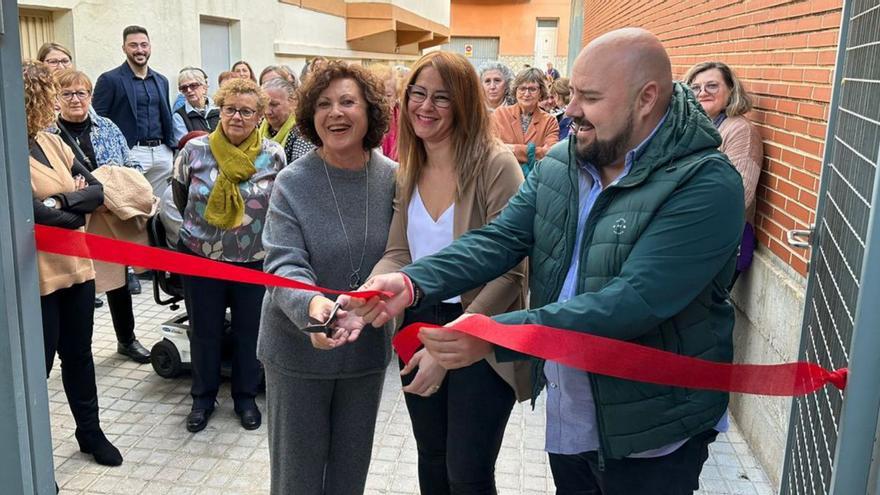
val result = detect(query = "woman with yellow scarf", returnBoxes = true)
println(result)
[171,78,286,433]
[260,77,314,164]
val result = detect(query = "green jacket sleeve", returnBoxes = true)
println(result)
[400,160,540,302]
[493,162,744,342]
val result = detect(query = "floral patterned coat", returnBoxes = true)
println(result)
[172,135,286,262]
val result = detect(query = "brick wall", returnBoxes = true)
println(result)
[582,0,843,276]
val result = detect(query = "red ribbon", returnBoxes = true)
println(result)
[394,314,848,396]
[33,225,390,299]
[35,225,847,396]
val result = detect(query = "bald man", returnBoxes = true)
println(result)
[342,28,744,494]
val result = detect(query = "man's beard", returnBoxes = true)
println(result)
[127,53,150,68]
[574,112,634,169]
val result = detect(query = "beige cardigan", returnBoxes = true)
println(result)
[30,132,95,296]
[719,115,763,223]
[371,146,533,402]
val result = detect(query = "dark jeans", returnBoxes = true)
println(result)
[106,283,135,345]
[180,247,264,412]
[548,430,718,495]
[401,302,515,495]
[41,280,101,432]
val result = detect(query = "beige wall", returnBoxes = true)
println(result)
[17,0,443,88]
[346,0,450,26]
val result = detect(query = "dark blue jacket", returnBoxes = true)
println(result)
[92,62,175,149]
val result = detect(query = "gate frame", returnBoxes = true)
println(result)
[779,0,880,493]
[0,1,57,494]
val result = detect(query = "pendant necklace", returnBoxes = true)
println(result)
[322,151,370,289]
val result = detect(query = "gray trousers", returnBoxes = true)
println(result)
[129,144,173,199]
[265,365,385,495]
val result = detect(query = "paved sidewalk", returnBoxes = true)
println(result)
[50,281,775,494]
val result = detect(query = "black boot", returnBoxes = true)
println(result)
[75,428,123,466]
[127,268,141,295]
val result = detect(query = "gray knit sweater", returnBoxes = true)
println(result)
[257,149,396,378]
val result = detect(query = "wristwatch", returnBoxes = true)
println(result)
[42,197,58,209]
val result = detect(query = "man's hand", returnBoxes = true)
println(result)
[400,348,447,397]
[337,272,412,327]
[419,313,492,369]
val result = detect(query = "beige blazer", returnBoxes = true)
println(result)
[30,132,95,296]
[372,145,533,402]
[87,166,159,293]
[719,115,763,223]
[492,104,560,163]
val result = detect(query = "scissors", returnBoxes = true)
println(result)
[302,301,342,338]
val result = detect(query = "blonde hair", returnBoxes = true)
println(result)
[683,61,753,117]
[550,77,571,106]
[369,63,405,96]
[36,42,72,63]
[213,78,268,114]
[397,51,496,204]
[23,61,57,137]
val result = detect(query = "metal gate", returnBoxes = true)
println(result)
[781,1,880,494]
[441,37,499,70]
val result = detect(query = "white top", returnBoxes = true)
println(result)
[407,186,461,304]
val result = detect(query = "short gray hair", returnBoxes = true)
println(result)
[512,67,548,100]
[178,67,207,87]
[478,60,514,89]
[262,77,297,100]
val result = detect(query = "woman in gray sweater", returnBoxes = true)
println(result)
[258,61,395,495]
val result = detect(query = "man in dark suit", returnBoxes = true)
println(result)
[93,25,175,199]
[92,25,174,364]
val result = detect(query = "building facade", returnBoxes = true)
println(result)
[17,0,449,89]
[581,0,843,488]
[447,0,571,74]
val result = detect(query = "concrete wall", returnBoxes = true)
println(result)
[729,249,806,489]
[18,0,439,88]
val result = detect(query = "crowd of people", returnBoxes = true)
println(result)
[25,22,764,495]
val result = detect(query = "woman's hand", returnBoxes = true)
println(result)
[73,174,87,191]
[307,296,366,350]
[401,348,447,397]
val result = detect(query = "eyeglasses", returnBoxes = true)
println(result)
[44,58,71,67]
[59,90,91,101]
[179,82,203,93]
[689,82,723,95]
[517,86,541,94]
[220,105,257,119]
[407,85,452,108]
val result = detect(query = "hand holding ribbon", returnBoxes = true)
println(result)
[337,272,413,326]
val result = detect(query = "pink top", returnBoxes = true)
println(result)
[381,103,399,161]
